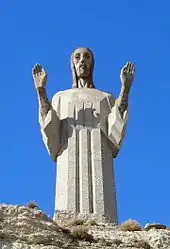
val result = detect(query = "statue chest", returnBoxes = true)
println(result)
[52,88,115,130]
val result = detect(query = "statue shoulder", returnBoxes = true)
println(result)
[92,88,115,99]
[51,89,73,108]
[52,90,63,99]
[100,90,116,110]
[51,90,64,108]
[101,90,116,101]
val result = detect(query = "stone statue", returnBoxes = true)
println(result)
[32,47,135,223]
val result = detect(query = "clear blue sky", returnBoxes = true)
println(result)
[0,0,170,226]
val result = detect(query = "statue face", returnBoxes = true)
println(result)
[73,48,93,78]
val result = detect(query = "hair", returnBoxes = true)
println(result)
[70,47,95,88]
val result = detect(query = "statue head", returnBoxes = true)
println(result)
[70,47,95,88]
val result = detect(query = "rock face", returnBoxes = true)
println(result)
[0,204,170,249]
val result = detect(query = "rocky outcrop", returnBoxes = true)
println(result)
[0,204,170,249]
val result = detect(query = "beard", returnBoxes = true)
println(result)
[77,66,90,78]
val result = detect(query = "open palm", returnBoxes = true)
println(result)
[120,62,135,88]
[32,64,47,89]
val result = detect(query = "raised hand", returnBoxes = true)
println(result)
[120,62,135,89]
[32,64,47,89]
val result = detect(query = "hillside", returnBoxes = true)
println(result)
[0,204,169,249]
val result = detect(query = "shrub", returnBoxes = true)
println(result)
[71,225,93,242]
[67,218,84,227]
[84,219,97,226]
[119,219,142,231]
[27,201,39,209]
[145,223,166,231]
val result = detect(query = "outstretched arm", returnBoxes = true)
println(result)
[37,88,51,120]
[117,62,135,118]
[108,62,135,156]
[32,64,60,162]
[32,64,51,120]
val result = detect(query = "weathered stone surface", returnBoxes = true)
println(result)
[0,204,74,249]
[54,210,112,226]
[1,204,170,249]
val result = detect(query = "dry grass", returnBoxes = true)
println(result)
[145,223,166,231]
[71,225,93,242]
[84,219,97,226]
[67,218,84,227]
[119,219,142,231]
[27,201,39,209]
[67,218,97,227]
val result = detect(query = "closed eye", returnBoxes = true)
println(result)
[74,53,80,60]
[84,52,91,59]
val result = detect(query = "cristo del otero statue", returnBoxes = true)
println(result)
[32,47,135,223]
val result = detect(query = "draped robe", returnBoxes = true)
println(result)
[39,88,128,223]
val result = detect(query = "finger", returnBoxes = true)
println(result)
[126,62,129,68]
[33,64,39,74]
[123,67,127,73]
[37,64,41,73]
[32,66,37,76]
[41,67,46,74]
[123,63,128,72]
[129,62,133,71]
[128,62,134,74]
[36,63,41,68]
[37,64,43,75]
[126,62,131,73]
[128,61,132,69]
[122,62,130,73]
[132,63,135,72]
[131,63,135,74]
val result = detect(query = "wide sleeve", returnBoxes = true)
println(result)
[108,98,128,156]
[39,94,61,162]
